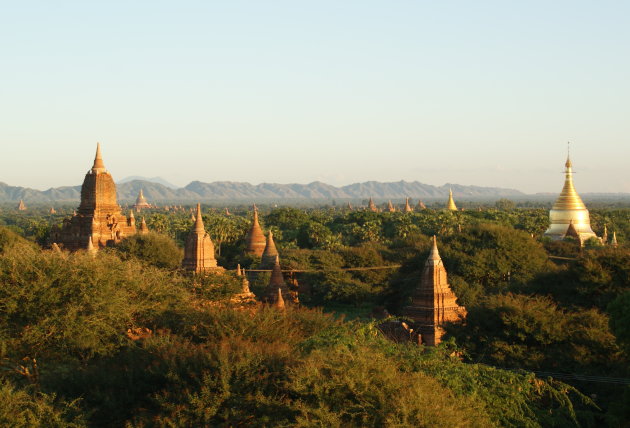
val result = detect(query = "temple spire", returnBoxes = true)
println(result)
[194,203,205,233]
[91,143,107,173]
[447,189,458,211]
[404,197,413,213]
[611,231,618,248]
[274,288,286,310]
[87,236,97,257]
[428,235,441,262]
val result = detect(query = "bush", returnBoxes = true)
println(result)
[116,232,183,269]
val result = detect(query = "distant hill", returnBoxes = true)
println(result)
[0,180,526,203]
[119,176,179,189]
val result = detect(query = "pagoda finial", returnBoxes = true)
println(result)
[194,203,205,233]
[87,236,97,257]
[428,235,441,261]
[91,142,107,173]
[274,288,286,310]
[565,141,572,169]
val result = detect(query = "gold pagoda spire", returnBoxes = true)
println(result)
[447,189,458,211]
[552,152,587,211]
[91,143,107,173]
[544,147,597,242]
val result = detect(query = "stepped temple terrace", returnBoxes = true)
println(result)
[544,154,598,243]
[52,144,140,250]
[403,236,466,346]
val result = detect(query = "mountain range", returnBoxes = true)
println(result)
[0,179,525,203]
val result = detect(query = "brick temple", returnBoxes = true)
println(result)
[403,236,466,346]
[52,144,139,251]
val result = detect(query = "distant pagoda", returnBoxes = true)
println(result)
[544,153,597,243]
[182,203,220,272]
[265,256,298,305]
[245,205,266,257]
[133,189,152,211]
[260,230,279,269]
[53,144,138,250]
[446,189,458,211]
[368,197,378,212]
[417,200,426,210]
[387,200,396,212]
[404,197,413,213]
[403,236,466,346]
[17,200,26,211]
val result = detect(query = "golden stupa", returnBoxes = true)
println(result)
[446,189,458,211]
[544,153,597,242]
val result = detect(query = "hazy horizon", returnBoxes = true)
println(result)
[1,1,628,193]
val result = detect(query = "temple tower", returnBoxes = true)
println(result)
[387,200,396,213]
[404,197,413,213]
[368,197,378,212]
[446,189,458,211]
[17,200,26,211]
[260,230,279,269]
[55,143,136,250]
[182,203,219,272]
[403,236,466,346]
[245,205,266,257]
[544,153,597,242]
[417,200,426,210]
[265,256,298,305]
[133,189,151,211]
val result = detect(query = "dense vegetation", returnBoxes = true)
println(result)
[0,203,628,426]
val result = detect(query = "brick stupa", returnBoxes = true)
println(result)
[260,230,279,269]
[265,256,298,305]
[245,205,266,257]
[403,236,466,346]
[404,197,413,213]
[54,144,137,250]
[182,203,220,272]
[368,197,378,212]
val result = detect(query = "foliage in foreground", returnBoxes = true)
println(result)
[0,240,593,427]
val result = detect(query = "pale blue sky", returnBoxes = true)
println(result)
[1,1,628,193]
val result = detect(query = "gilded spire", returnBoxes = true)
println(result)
[447,189,458,211]
[611,231,618,248]
[552,152,586,211]
[91,143,107,173]
[387,200,395,212]
[194,203,205,233]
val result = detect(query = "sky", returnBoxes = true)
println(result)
[0,1,628,194]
